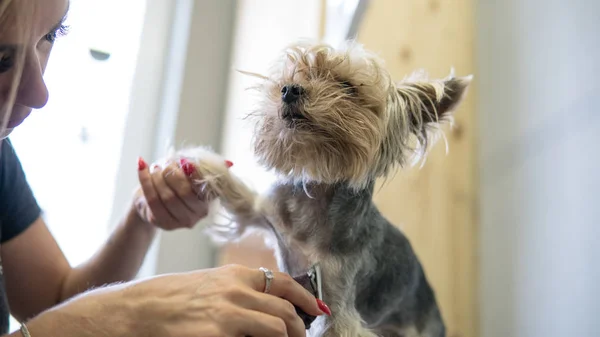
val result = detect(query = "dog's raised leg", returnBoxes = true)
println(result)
[174,147,272,240]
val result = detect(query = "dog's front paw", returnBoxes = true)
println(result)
[176,146,233,178]
[172,146,265,238]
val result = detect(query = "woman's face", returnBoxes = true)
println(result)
[0,0,69,137]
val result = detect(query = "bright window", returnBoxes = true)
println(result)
[8,0,147,330]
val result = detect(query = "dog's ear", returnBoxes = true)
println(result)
[395,70,472,145]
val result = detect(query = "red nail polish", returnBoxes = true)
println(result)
[180,158,195,176]
[316,299,331,316]
[225,160,233,168]
[138,157,147,171]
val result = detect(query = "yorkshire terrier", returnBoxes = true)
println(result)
[175,41,472,337]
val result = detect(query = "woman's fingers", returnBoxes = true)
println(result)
[209,265,328,321]
[246,291,308,337]
[218,283,307,337]
[228,306,294,337]
[247,268,328,318]
[163,159,210,218]
[136,156,226,229]
[150,162,198,228]
[138,158,177,225]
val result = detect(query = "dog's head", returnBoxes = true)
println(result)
[244,41,472,190]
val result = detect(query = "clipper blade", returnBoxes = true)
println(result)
[292,263,323,329]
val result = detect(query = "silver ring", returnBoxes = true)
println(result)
[259,267,274,293]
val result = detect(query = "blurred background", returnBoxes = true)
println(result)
[8,0,599,336]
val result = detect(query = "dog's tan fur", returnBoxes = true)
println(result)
[242,41,471,191]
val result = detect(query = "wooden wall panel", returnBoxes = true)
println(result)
[356,1,478,337]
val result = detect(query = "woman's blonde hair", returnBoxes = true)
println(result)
[0,0,33,137]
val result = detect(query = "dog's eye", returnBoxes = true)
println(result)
[340,81,357,96]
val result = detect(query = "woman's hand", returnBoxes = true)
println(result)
[133,156,218,230]
[30,264,329,337]
[127,264,328,337]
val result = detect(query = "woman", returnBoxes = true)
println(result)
[0,0,329,336]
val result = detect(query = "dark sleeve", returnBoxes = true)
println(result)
[0,138,42,243]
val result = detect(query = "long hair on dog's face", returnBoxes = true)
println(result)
[243,41,472,190]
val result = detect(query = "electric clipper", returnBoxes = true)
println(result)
[292,263,323,329]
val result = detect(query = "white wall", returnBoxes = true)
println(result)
[108,0,238,276]
[107,0,180,278]
[152,0,237,274]
[477,1,600,336]
[219,0,322,195]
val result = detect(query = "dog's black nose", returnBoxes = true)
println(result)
[281,84,303,104]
